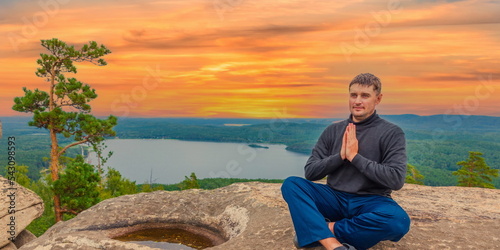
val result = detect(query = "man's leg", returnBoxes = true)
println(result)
[281,176,347,248]
[333,194,411,250]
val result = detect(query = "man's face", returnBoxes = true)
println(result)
[349,83,383,122]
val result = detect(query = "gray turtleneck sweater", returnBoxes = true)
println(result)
[304,112,407,197]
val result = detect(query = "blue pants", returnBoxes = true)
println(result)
[281,176,410,250]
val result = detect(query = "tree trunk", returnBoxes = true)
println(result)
[50,128,63,222]
[49,69,63,222]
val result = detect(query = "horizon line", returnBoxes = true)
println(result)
[1,113,499,120]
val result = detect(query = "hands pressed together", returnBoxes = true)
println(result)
[341,123,358,162]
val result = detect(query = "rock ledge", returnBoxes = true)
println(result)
[19,182,500,250]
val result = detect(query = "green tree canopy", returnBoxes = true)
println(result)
[452,151,498,189]
[178,172,200,190]
[101,168,137,198]
[12,38,116,222]
[53,155,101,215]
[405,163,425,185]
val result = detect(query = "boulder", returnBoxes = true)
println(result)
[0,230,37,250]
[12,231,37,249]
[20,182,500,249]
[0,177,43,249]
[1,242,16,250]
[373,184,500,249]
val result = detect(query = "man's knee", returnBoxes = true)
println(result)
[338,207,410,249]
[282,175,306,189]
[392,211,411,240]
[281,176,309,200]
[383,207,411,241]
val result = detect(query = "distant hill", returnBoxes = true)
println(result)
[381,114,500,133]
[1,115,499,187]
[3,114,499,133]
[111,114,500,133]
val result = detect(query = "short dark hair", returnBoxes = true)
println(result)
[349,73,382,95]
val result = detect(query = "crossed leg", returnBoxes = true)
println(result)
[282,176,410,250]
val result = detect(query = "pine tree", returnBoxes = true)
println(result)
[179,172,200,190]
[405,163,425,185]
[12,38,117,221]
[53,155,101,216]
[102,168,137,198]
[453,151,499,189]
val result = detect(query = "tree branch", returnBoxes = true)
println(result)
[60,208,80,215]
[58,138,89,157]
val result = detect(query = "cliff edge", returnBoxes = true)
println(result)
[18,182,500,250]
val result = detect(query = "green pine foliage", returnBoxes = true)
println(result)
[178,172,200,190]
[11,38,117,222]
[12,39,117,145]
[23,165,139,236]
[405,164,425,185]
[53,155,101,215]
[100,168,138,198]
[453,151,499,189]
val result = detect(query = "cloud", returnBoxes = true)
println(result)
[118,23,330,53]
[391,0,500,28]
[244,24,329,35]
[419,73,500,83]
[1,0,499,118]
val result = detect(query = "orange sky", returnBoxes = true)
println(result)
[0,0,499,118]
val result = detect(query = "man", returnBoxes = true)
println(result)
[281,73,410,250]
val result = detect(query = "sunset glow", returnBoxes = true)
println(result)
[0,0,498,118]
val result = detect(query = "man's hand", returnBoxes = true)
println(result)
[345,123,358,162]
[341,127,347,160]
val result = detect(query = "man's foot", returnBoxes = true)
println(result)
[333,243,356,250]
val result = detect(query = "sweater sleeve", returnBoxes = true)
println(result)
[350,128,407,190]
[304,125,345,181]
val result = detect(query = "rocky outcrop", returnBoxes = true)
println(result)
[1,176,44,249]
[11,231,37,250]
[1,230,37,250]
[20,182,500,249]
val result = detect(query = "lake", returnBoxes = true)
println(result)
[87,139,309,184]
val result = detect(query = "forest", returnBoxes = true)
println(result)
[1,114,499,187]
[1,114,498,235]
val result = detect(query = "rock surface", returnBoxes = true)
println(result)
[1,242,16,250]
[20,182,500,250]
[0,177,44,249]
[12,231,37,249]
[0,230,37,250]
